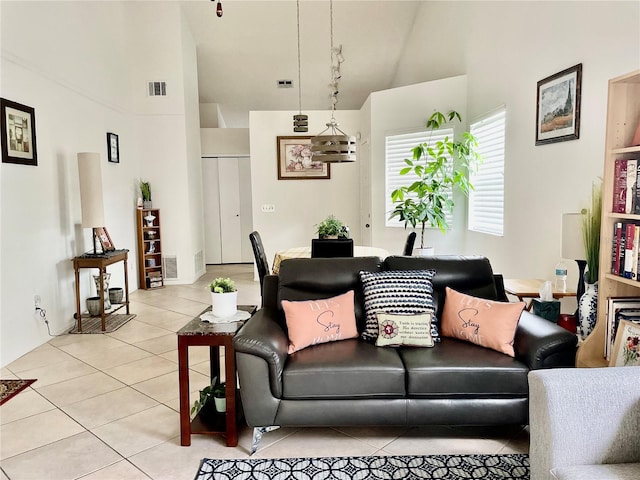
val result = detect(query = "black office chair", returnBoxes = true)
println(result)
[311,238,354,258]
[249,231,269,303]
[403,231,417,256]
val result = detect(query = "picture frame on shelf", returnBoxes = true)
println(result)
[96,227,115,252]
[609,319,640,367]
[107,132,119,163]
[277,136,330,180]
[535,63,582,145]
[1,98,38,166]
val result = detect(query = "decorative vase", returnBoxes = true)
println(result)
[143,200,152,209]
[211,291,238,318]
[108,287,123,304]
[578,280,598,340]
[93,273,111,311]
[86,296,101,316]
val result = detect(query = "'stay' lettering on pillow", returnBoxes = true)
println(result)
[282,291,358,353]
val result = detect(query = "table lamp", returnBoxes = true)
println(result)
[562,212,587,302]
[78,152,105,255]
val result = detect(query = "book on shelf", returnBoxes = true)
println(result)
[612,222,622,275]
[605,296,640,360]
[626,159,638,214]
[613,158,627,214]
[624,222,637,278]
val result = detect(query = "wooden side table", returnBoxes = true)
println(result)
[72,249,130,332]
[503,278,576,311]
[178,305,256,447]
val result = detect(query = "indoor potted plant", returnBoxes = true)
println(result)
[191,378,227,420]
[316,215,349,239]
[389,110,481,255]
[209,277,237,318]
[139,179,152,209]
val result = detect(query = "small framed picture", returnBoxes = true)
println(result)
[277,136,330,180]
[535,63,582,145]
[1,98,38,166]
[107,132,119,163]
[609,319,640,367]
[95,227,115,252]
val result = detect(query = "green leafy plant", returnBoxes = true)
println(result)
[389,110,481,249]
[191,378,226,415]
[582,180,602,284]
[139,179,151,201]
[316,215,349,238]
[209,277,237,293]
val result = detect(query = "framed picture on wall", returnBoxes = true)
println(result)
[1,98,38,166]
[95,227,115,252]
[107,132,119,163]
[277,136,330,180]
[535,63,582,145]
[609,319,640,367]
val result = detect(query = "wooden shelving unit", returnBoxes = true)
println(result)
[136,208,164,289]
[576,70,640,367]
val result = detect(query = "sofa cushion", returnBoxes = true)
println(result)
[282,290,358,353]
[375,312,434,348]
[399,338,529,397]
[282,339,406,399]
[441,287,525,357]
[359,269,437,342]
[551,464,640,480]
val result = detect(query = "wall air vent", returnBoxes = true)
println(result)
[277,79,293,88]
[148,81,167,96]
[163,255,178,279]
[194,250,203,273]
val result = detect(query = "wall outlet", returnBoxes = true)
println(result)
[261,204,275,213]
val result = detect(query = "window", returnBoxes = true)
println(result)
[468,108,506,236]
[385,127,454,228]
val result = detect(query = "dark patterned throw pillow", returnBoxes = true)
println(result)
[359,269,438,342]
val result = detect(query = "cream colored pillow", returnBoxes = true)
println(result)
[375,312,435,347]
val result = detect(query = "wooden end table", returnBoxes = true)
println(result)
[503,278,576,311]
[178,305,256,447]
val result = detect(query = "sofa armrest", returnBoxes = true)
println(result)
[233,307,289,398]
[514,311,577,369]
[529,367,640,480]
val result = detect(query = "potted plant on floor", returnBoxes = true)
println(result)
[389,110,481,256]
[209,277,237,318]
[191,378,227,421]
[316,215,349,239]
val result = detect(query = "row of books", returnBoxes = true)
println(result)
[610,221,640,280]
[605,296,640,360]
[612,158,640,214]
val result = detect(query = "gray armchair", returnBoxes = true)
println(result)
[528,367,640,480]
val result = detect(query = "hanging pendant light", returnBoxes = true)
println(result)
[310,0,356,163]
[211,0,223,18]
[293,0,308,132]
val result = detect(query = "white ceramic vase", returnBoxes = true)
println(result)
[211,291,238,318]
[578,280,598,340]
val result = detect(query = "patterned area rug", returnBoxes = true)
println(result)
[195,454,530,480]
[69,314,136,334]
[0,379,36,406]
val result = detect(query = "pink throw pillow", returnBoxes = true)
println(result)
[282,290,358,354]
[440,287,525,357]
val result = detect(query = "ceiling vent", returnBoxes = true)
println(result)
[277,79,293,88]
[148,81,167,97]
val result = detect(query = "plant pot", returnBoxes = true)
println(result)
[320,235,338,239]
[108,287,123,304]
[214,396,226,413]
[198,400,218,424]
[415,247,435,257]
[86,296,101,316]
[211,291,238,318]
[143,200,152,209]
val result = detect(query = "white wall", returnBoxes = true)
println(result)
[201,129,250,156]
[249,110,361,266]
[392,1,639,308]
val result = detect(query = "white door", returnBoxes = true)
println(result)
[218,159,243,263]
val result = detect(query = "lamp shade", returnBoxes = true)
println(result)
[562,213,586,260]
[77,152,104,228]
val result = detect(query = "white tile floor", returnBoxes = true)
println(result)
[0,264,528,480]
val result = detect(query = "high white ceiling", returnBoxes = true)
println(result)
[181,0,422,127]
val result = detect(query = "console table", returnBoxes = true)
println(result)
[178,305,256,447]
[72,249,130,332]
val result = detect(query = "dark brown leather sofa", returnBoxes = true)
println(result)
[233,256,577,454]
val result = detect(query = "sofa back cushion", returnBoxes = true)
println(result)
[277,256,384,332]
[384,256,499,319]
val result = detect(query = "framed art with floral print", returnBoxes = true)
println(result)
[535,63,582,145]
[1,98,38,166]
[277,136,330,180]
[609,319,640,367]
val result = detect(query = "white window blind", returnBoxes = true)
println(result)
[385,127,454,228]
[468,108,505,236]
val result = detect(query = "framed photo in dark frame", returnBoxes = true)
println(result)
[107,132,119,163]
[536,64,582,145]
[277,136,330,180]
[95,227,115,252]
[1,98,38,166]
